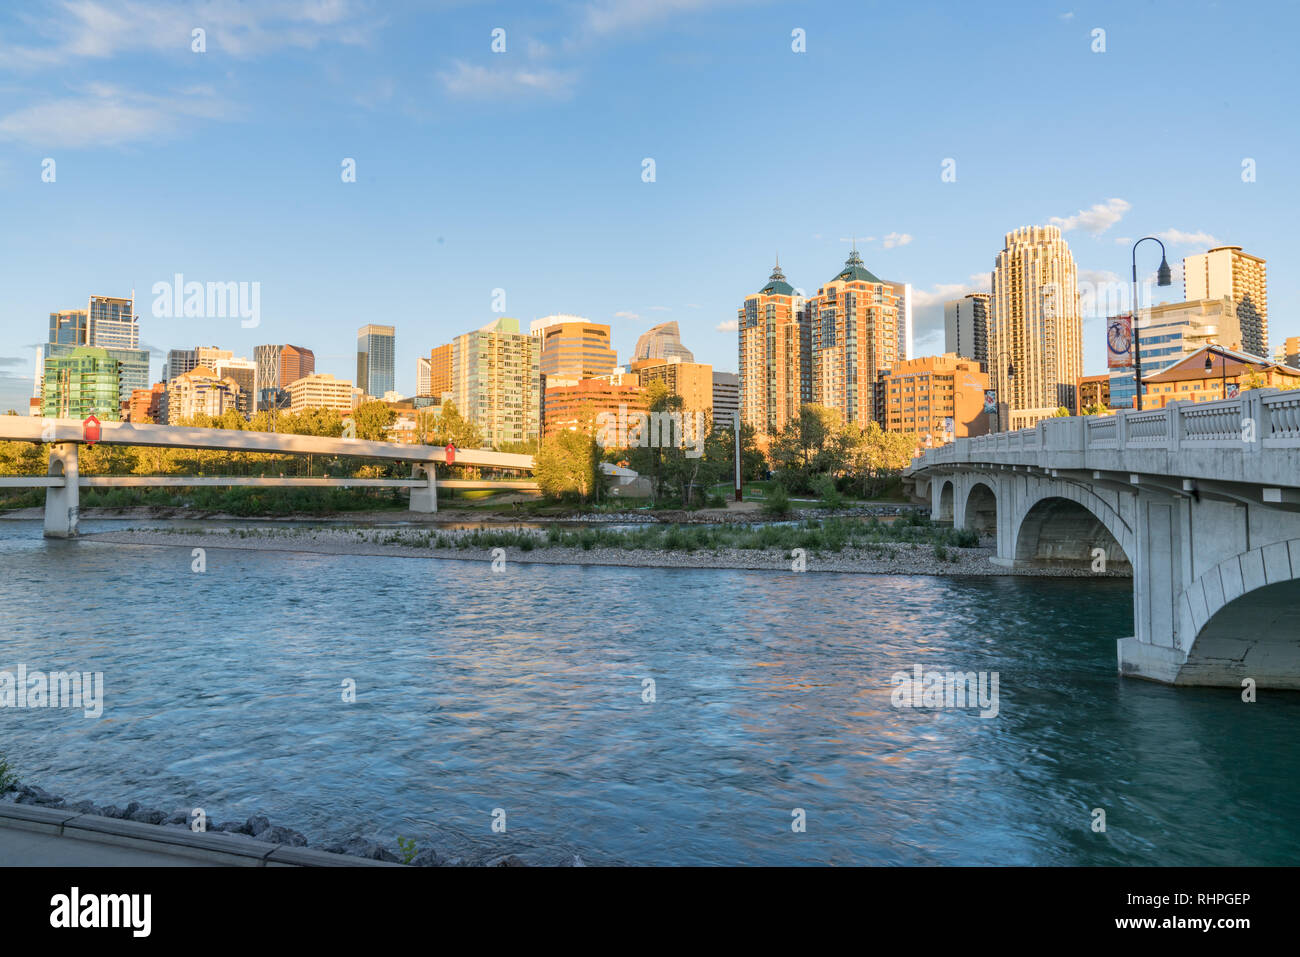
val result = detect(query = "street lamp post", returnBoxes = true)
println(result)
[1130,237,1174,411]
[1205,349,1228,399]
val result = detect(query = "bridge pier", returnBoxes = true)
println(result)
[409,462,437,513]
[44,442,79,538]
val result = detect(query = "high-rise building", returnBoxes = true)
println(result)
[530,313,587,337]
[989,225,1083,428]
[543,379,648,439]
[808,247,906,428]
[48,309,88,345]
[429,343,453,399]
[215,357,257,416]
[87,295,138,350]
[356,324,396,398]
[538,320,617,380]
[166,366,242,423]
[1184,246,1267,358]
[633,321,694,364]
[165,349,197,382]
[1283,336,1300,368]
[738,261,812,439]
[127,383,165,423]
[876,354,989,448]
[416,356,432,397]
[42,342,147,407]
[253,344,315,410]
[711,371,739,432]
[195,346,233,368]
[631,356,714,418]
[944,293,990,368]
[288,373,357,413]
[1107,297,1241,409]
[451,317,541,446]
[41,346,121,420]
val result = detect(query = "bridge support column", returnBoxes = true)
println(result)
[44,442,80,538]
[410,462,437,513]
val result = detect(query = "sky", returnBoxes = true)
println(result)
[1,0,1297,412]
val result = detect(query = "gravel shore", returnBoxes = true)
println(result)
[81,526,1131,578]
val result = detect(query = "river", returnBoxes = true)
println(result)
[2,520,1298,865]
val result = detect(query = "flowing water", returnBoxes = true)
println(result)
[2,520,1298,865]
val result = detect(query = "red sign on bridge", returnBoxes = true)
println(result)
[82,415,101,447]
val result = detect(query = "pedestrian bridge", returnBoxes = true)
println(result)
[0,417,536,537]
[905,388,1300,689]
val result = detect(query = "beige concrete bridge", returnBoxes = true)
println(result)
[906,388,1300,689]
[0,417,536,536]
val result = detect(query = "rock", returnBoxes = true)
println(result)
[409,848,444,867]
[165,812,189,826]
[325,838,401,863]
[485,854,527,867]
[257,825,307,847]
[127,807,167,825]
[245,815,271,837]
[123,802,141,817]
[68,800,96,814]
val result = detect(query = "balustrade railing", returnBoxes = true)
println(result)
[908,388,1300,470]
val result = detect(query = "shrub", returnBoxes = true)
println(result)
[763,483,791,517]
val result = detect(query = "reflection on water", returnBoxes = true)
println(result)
[2,521,1298,865]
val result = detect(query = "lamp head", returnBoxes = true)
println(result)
[1204,354,1214,374]
[1157,256,1173,287]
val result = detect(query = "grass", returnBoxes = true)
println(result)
[141,511,978,556]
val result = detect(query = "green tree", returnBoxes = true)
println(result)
[769,404,847,491]
[425,401,484,449]
[535,429,601,503]
[351,400,397,441]
[1053,406,1071,417]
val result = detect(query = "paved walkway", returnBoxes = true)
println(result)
[1,826,209,866]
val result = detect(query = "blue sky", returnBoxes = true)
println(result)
[1,0,1296,412]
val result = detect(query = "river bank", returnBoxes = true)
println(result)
[81,524,1131,577]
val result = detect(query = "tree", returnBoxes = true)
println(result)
[843,420,916,499]
[1053,406,1071,417]
[352,400,396,441]
[535,429,601,503]
[425,401,484,449]
[769,404,847,491]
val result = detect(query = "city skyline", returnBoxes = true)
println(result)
[1,1,1295,411]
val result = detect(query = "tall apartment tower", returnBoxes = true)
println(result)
[1184,246,1268,358]
[537,320,617,379]
[989,225,1083,428]
[808,247,904,429]
[738,260,812,439]
[253,344,315,411]
[451,317,541,446]
[87,295,138,349]
[633,321,694,364]
[356,324,396,398]
[944,293,991,368]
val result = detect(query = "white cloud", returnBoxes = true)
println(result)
[0,84,227,146]
[437,60,577,99]
[0,0,380,68]
[614,310,641,320]
[716,319,738,332]
[882,232,913,249]
[649,305,671,312]
[576,0,750,41]
[1050,197,1131,235]
[1060,11,1075,20]
[1157,228,1220,247]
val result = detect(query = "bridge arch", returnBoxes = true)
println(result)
[963,481,997,537]
[1011,483,1133,571]
[936,480,954,523]
[1179,540,1300,688]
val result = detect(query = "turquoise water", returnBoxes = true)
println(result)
[2,520,1298,865]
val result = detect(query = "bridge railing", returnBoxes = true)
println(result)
[909,387,1300,472]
